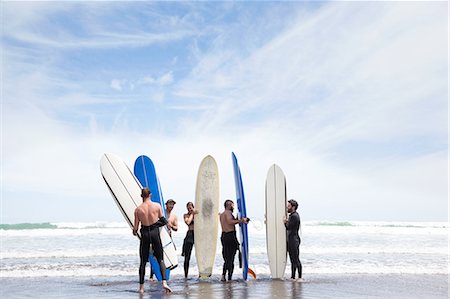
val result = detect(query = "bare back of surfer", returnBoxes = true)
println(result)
[133,187,172,294]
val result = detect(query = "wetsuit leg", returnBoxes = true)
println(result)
[149,245,154,279]
[139,228,151,284]
[150,227,167,280]
[183,230,194,278]
[221,234,227,277]
[288,238,301,279]
[221,232,238,280]
[228,247,237,280]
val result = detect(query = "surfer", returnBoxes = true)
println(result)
[219,199,249,282]
[133,187,172,294]
[182,202,198,278]
[283,199,304,282]
[165,199,178,236]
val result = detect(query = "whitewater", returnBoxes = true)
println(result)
[1,221,447,278]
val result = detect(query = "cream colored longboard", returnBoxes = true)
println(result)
[194,155,220,278]
[265,164,287,279]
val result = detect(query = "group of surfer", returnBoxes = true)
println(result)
[133,187,303,294]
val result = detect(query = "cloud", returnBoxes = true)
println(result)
[138,71,174,87]
[3,2,200,50]
[110,79,124,91]
[172,2,446,151]
[158,72,174,86]
[2,2,447,222]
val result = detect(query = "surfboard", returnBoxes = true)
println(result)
[265,164,287,279]
[194,155,220,278]
[134,155,178,280]
[231,152,249,281]
[100,153,142,237]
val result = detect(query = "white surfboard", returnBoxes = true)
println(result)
[100,153,178,270]
[265,164,287,279]
[194,155,220,278]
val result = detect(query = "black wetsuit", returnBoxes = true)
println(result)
[221,231,239,280]
[285,211,302,279]
[182,219,194,278]
[139,221,167,284]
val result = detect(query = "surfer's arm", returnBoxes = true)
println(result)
[156,217,168,227]
[226,212,243,225]
[184,213,194,225]
[133,209,140,235]
[171,216,178,231]
[159,205,164,218]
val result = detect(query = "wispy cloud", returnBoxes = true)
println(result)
[110,79,125,91]
[3,2,199,50]
[172,2,447,152]
[137,71,174,87]
[2,2,447,222]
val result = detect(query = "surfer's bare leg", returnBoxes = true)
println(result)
[162,280,172,293]
[149,265,154,282]
[139,283,145,294]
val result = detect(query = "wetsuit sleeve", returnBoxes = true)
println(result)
[155,217,168,227]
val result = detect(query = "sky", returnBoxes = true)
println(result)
[1,1,448,224]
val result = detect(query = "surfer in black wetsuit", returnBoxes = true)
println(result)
[284,199,304,282]
[182,202,197,278]
[219,199,249,281]
[133,187,172,294]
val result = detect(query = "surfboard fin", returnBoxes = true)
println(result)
[248,268,256,279]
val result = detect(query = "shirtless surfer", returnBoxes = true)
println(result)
[133,187,172,294]
[165,199,178,236]
[219,199,249,281]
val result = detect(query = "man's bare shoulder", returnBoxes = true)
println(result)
[220,211,229,220]
[223,210,232,217]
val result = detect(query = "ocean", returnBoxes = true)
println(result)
[1,221,448,278]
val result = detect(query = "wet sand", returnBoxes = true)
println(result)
[1,274,448,299]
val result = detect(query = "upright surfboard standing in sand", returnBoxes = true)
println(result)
[265,164,287,279]
[133,155,178,281]
[231,152,251,281]
[194,155,220,278]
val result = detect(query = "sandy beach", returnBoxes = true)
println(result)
[1,273,447,299]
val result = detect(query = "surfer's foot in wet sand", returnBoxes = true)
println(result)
[138,284,145,294]
[162,280,172,293]
[221,275,226,282]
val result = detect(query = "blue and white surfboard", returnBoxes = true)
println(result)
[231,152,249,280]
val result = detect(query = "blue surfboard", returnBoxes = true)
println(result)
[134,155,170,281]
[231,152,249,280]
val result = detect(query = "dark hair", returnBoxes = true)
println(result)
[224,199,233,209]
[141,187,151,199]
[166,199,176,205]
[288,199,298,210]
[186,202,194,208]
